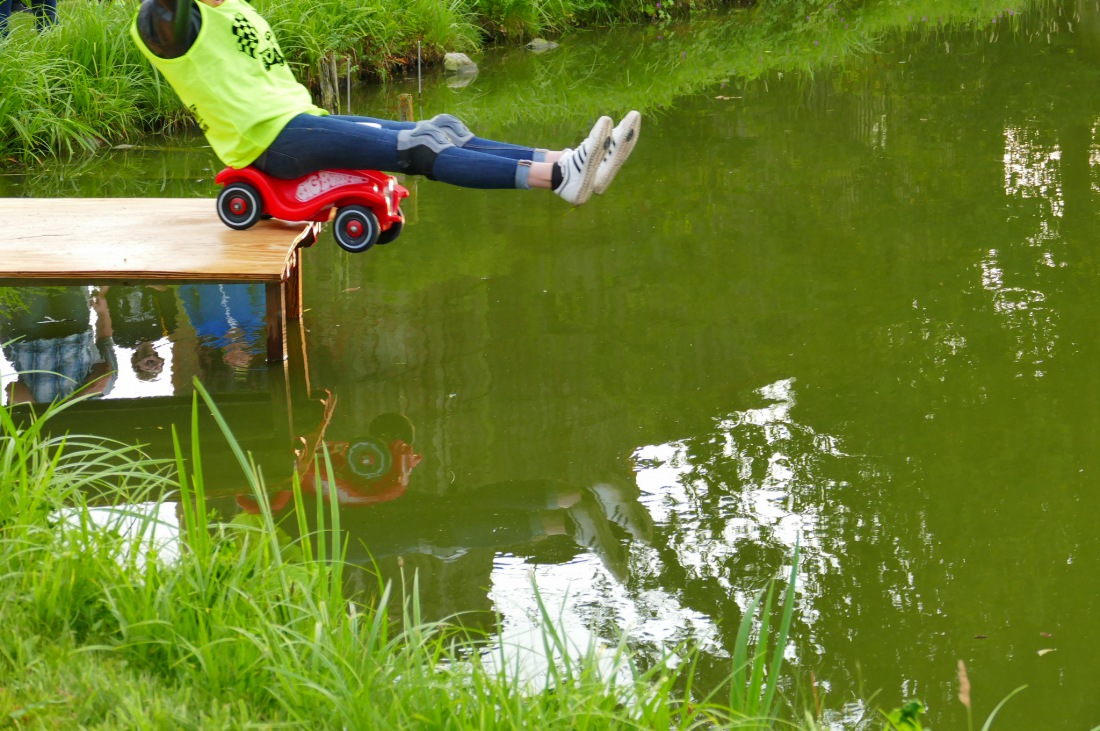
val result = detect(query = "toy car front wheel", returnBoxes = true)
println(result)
[333,205,380,253]
[376,216,403,246]
[217,183,264,230]
[346,437,393,480]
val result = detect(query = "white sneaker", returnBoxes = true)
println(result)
[554,116,612,206]
[593,111,641,195]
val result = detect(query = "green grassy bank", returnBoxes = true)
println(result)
[0,386,832,730]
[0,0,1055,164]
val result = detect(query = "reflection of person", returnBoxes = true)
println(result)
[130,342,166,381]
[130,0,641,206]
[0,288,117,404]
[103,285,178,381]
[0,0,57,37]
[169,283,268,394]
[177,283,265,369]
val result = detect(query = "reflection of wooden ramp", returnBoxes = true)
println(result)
[0,198,320,363]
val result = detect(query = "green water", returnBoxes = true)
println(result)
[4,3,1100,726]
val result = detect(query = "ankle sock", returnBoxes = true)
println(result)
[551,162,563,190]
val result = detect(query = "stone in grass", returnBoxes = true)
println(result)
[444,53,478,74]
[525,38,559,53]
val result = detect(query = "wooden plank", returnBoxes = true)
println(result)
[0,198,317,282]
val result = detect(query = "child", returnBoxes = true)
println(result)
[131,0,641,206]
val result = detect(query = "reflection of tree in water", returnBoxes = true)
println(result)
[981,124,1066,374]
[1,138,216,198]
[629,379,880,660]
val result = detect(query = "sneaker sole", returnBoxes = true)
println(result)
[570,116,612,206]
[594,111,641,196]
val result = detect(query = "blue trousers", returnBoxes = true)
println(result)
[0,0,57,36]
[253,114,540,189]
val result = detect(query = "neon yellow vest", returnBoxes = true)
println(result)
[130,0,327,168]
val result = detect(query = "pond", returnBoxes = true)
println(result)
[3,2,1099,727]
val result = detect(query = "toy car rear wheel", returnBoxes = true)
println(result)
[346,437,393,480]
[217,183,263,230]
[376,216,403,246]
[334,205,380,253]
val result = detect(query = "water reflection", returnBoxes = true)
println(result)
[12,3,1100,726]
[631,379,858,656]
[1,286,663,644]
[0,284,277,405]
[103,285,175,381]
[0,287,117,404]
[234,409,422,514]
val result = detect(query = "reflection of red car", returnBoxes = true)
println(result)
[214,166,409,253]
[237,437,422,515]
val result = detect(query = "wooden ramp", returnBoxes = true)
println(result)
[0,198,316,282]
[0,198,321,361]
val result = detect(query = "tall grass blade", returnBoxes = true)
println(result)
[762,540,800,715]
[979,685,1027,731]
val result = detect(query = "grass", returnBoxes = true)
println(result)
[0,380,821,729]
[0,0,187,163]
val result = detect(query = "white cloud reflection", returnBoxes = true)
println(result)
[1003,126,1063,217]
[485,378,858,677]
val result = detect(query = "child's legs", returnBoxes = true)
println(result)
[463,138,543,161]
[329,114,542,161]
[255,114,522,189]
[431,146,523,189]
[326,114,415,132]
[255,114,404,179]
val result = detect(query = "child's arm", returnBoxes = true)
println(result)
[135,0,200,59]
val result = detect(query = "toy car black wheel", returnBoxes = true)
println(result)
[346,437,393,480]
[369,412,414,444]
[217,183,263,230]
[376,216,404,246]
[333,205,380,253]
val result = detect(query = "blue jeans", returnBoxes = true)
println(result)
[253,114,539,189]
[0,0,57,36]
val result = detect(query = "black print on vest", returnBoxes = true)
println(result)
[259,30,286,70]
[187,104,210,133]
[231,13,260,59]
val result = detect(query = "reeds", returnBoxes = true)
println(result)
[0,0,186,163]
[0,380,818,728]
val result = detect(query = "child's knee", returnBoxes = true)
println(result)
[396,121,455,179]
[428,114,474,147]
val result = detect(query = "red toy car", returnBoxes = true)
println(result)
[214,166,409,253]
